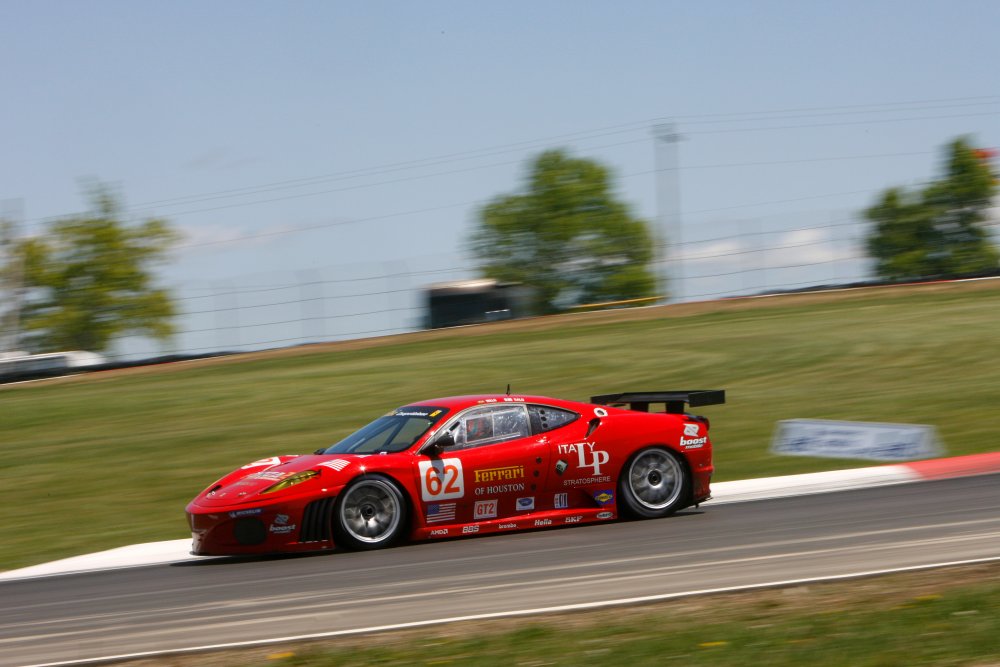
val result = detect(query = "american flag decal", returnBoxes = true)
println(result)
[319,459,351,472]
[426,503,456,523]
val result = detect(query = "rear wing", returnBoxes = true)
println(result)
[590,390,725,414]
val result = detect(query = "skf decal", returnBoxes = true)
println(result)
[593,489,614,505]
[418,458,464,501]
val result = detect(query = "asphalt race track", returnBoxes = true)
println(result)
[3,474,999,667]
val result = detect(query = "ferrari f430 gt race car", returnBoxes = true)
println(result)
[186,390,724,554]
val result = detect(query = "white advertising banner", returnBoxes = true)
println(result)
[771,419,944,462]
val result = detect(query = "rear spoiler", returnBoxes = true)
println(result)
[590,390,725,414]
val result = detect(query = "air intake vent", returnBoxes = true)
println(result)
[300,497,336,542]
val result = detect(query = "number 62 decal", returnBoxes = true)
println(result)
[418,458,464,501]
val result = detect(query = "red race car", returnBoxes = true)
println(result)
[186,390,724,555]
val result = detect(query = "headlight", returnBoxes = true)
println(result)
[260,470,319,494]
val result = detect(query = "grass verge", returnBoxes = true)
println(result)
[2,280,1000,571]
[119,562,1000,667]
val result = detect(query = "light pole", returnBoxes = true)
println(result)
[653,123,684,303]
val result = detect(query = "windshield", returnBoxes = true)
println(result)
[319,406,448,454]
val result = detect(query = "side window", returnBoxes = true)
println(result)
[527,405,579,435]
[455,405,530,448]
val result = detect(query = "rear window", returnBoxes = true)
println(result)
[528,405,579,434]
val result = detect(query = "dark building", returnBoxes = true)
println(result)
[426,279,532,329]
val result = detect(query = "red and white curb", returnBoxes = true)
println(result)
[3,451,999,583]
[709,451,1000,504]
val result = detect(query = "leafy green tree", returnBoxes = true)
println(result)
[867,138,998,280]
[12,185,178,353]
[470,149,656,313]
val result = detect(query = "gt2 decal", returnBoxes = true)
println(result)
[474,499,498,519]
[418,458,465,501]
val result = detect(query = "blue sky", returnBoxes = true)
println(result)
[2,1,998,357]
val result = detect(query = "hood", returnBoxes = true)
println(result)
[193,454,367,507]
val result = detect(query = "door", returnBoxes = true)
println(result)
[413,403,549,526]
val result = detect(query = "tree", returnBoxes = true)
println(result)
[10,185,179,353]
[470,150,656,314]
[866,137,998,281]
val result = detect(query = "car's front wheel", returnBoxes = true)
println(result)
[333,475,408,550]
[618,447,689,519]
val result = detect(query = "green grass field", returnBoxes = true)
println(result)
[2,280,999,571]
[130,563,1000,667]
[258,564,1000,667]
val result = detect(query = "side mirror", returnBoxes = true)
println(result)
[435,430,456,449]
[424,429,456,456]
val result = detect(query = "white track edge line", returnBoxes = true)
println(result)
[23,555,1000,667]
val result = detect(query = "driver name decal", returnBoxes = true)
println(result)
[418,458,465,501]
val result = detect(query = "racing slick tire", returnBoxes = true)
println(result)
[333,475,408,550]
[618,446,690,519]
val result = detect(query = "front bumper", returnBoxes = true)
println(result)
[186,495,339,555]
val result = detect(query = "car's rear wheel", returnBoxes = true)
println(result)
[618,447,689,519]
[333,475,408,550]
